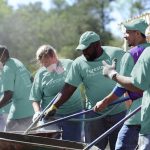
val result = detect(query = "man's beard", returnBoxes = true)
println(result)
[86,57,95,61]
[85,52,97,61]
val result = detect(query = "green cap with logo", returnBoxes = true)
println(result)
[76,31,100,51]
[123,19,148,35]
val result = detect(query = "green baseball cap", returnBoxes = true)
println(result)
[76,31,100,51]
[123,19,148,35]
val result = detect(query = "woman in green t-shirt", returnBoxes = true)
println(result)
[30,44,84,142]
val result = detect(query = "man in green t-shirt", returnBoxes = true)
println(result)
[94,23,150,149]
[94,19,149,149]
[0,45,34,132]
[43,31,127,149]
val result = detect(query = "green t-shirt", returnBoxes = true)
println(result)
[65,46,126,115]
[131,44,150,134]
[2,58,34,119]
[30,59,83,115]
[118,50,141,125]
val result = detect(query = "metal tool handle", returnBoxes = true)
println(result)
[83,105,141,150]
[109,96,130,106]
[31,109,93,131]
[31,96,131,131]
[24,93,62,134]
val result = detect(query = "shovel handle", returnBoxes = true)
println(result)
[24,93,62,134]
[83,105,141,150]
[109,96,130,106]
[31,109,93,131]
[31,96,131,131]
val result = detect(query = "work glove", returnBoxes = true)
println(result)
[32,111,41,123]
[43,104,57,120]
[102,58,118,79]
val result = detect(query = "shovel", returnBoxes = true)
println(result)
[83,105,141,150]
[24,93,62,134]
[30,96,131,131]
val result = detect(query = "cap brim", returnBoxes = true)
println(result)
[124,24,145,34]
[76,44,88,51]
[123,24,133,30]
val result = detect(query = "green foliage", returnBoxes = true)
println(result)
[0,0,12,18]
[0,0,148,74]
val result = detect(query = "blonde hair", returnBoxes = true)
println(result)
[36,45,57,60]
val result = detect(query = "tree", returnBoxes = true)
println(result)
[2,0,141,72]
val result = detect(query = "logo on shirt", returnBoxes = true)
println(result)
[86,66,103,77]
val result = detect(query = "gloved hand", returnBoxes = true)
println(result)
[32,111,41,123]
[43,104,57,120]
[102,59,118,79]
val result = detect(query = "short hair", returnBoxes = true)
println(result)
[0,45,8,54]
[0,45,9,59]
[36,45,57,61]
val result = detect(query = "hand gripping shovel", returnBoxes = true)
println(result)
[24,93,62,134]
[30,96,131,131]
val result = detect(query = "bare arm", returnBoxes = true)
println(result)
[94,92,119,112]
[0,90,13,108]
[113,74,143,94]
[32,101,41,113]
[54,83,77,108]
[102,60,143,94]
[124,92,132,108]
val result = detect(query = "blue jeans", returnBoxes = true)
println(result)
[138,134,150,150]
[115,124,140,150]
[84,110,126,150]
[56,111,83,142]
